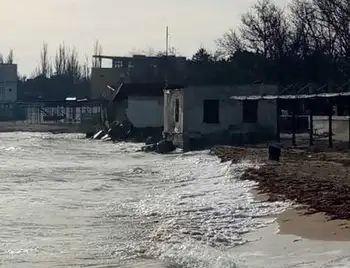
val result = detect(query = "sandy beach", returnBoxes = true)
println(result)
[233,221,350,268]
[278,208,350,241]
[213,144,350,243]
[252,187,350,241]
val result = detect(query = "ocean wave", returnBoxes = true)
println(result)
[110,153,290,267]
[0,132,311,268]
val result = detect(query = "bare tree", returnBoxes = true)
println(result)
[0,53,3,64]
[216,29,244,58]
[289,0,314,57]
[315,0,350,76]
[38,42,51,77]
[92,40,102,68]
[6,49,14,64]
[54,43,68,76]
[315,0,349,56]
[66,47,81,80]
[290,0,334,55]
[288,0,349,80]
[240,0,291,60]
[81,54,90,80]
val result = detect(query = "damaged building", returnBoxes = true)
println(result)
[107,82,184,140]
[91,54,186,100]
[163,84,278,150]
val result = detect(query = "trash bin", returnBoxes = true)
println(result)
[269,144,281,161]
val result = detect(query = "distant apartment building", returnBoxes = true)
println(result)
[91,54,186,100]
[0,64,17,102]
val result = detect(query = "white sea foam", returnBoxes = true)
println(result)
[0,132,349,268]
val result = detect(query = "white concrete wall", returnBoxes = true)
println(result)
[126,96,163,127]
[182,85,277,135]
[164,89,184,134]
[184,92,240,135]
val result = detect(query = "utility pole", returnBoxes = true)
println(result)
[165,26,169,89]
[166,26,169,57]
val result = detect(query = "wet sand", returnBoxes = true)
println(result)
[251,188,350,241]
[277,209,350,241]
[214,146,350,219]
[234,222,350,268]
[213,145,350,241]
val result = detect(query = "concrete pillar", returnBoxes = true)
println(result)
[309,99,314,146]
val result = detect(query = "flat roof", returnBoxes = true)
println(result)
[230,92,350,101]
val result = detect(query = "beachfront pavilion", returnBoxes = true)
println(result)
[230,92,350,148]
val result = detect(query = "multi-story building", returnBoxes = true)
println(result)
[91,54,186,100]
[0,64,17,102]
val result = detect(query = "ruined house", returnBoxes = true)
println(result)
[163,85,278,150]
[91,54,186,100]
[109,83,184,136]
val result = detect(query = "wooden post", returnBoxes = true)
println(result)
[309,99,314,146]
[328,98,333,148]
[276,99,280,142]
[348,115,350,149]
[292,99,296,146]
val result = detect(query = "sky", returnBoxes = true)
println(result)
[0,0,289,75]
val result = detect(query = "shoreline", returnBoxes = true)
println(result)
[277,208,350,241]
[234,221,350,267]
[213,146,350,241]
[251,188,350,241]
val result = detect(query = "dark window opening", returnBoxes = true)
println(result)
[114,60,123,68]
[175,99,179,122]
[243,100,258,123]
[203,99,219,124]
